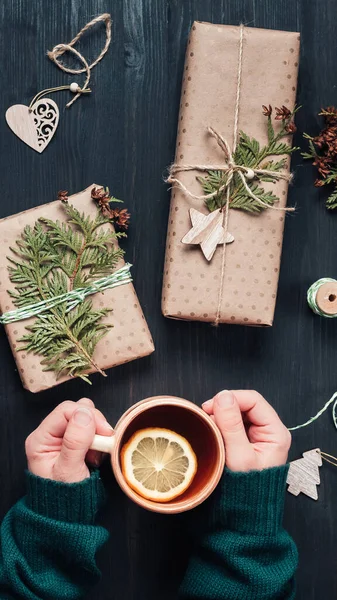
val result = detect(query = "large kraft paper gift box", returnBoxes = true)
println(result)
[162,22,300,325]
[0,185,154,392]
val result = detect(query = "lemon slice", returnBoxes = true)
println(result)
[121,428,197,502]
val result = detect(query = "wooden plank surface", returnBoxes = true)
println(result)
[0,0,336,598]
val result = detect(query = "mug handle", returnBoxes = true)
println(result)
[90,434,115,454]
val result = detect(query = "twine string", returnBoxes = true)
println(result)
[28,85,91,112]
[288,391,337,431]
[320,451,337,468]
[0,264,132,325]
[288,392,337,469]
[214,24,244,326]
[167,127,293,208]
[46,13,111,108]
[214,186,232,326]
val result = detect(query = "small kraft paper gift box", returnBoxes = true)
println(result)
[162,22,300,326]
[0,185,154,392]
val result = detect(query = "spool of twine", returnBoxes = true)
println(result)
[307,278,337,318]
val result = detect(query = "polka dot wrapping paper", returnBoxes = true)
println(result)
[0,185,154,392]
[162,22,300,326]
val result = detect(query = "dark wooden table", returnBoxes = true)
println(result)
[0,1,336,598]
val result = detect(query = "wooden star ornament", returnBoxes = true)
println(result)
[181,208,234,261]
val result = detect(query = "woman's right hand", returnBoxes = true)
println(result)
[25,398,113,483]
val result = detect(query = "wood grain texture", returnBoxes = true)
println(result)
[181,208,235,261]
[5,99,59,152]
[0,0,336,598]
[316,281,337,315]
[287,449,322,500]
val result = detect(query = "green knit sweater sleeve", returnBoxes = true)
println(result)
[0,470,109,600]
[179,466,298,600]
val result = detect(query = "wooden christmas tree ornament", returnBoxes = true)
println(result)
[287,449,322,500]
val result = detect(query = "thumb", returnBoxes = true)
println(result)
[213,390,255,471]
[55,406,96,483]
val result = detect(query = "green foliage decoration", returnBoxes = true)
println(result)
[197,105,299,214]
[7,196,126,383]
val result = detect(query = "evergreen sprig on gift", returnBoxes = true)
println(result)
[7,189,127,383]
[303,107,337,209]
[198,105,299,213]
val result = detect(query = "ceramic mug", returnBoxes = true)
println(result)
[90,395,225,514]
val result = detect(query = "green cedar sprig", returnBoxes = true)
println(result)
[7,196,126,384]
[198,104,299,213]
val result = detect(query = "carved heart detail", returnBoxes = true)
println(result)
[5,98,59,153]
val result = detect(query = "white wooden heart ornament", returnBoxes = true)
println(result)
[5,98,59,153]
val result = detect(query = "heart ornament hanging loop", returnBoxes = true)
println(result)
[5,13,111,153]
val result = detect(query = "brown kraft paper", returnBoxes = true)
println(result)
[162,22,300,325]
[0,185,154,392]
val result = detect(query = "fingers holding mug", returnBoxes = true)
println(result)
[86,407,114,467]
[211,391,256,472]
[202,390,291,471]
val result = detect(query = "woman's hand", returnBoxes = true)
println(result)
[25,398,113,483]
[203,390,291,471]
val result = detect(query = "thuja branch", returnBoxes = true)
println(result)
[303,107,337,210]
[198,104,299,213]
[7,188,129,383]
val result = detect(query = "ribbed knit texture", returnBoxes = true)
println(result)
[179,466,298,600]
[0,470,108,599]
[0,466,298,599]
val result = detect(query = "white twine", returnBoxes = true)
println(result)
[0,264,132,325]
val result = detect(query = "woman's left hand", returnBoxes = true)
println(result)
[203,390,291,471]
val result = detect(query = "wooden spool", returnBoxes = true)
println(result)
[316,281,337,316]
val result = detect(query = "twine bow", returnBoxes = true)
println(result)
[167,126,294,212]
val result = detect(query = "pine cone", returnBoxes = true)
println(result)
[321,106,337,125]
[57,190,69,203]
[285,122,297,133]
[91,187,109,201]
[262,104,272,117]
[110,208,130,230]
[275,105,292,120]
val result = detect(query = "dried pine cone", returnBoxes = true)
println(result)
[57,190,69,203]
[91,186,130,229]
[275,105,292,121]
[262,104,272,117]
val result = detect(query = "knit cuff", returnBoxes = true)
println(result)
[25,469,106,525]
[211,465,289,537]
